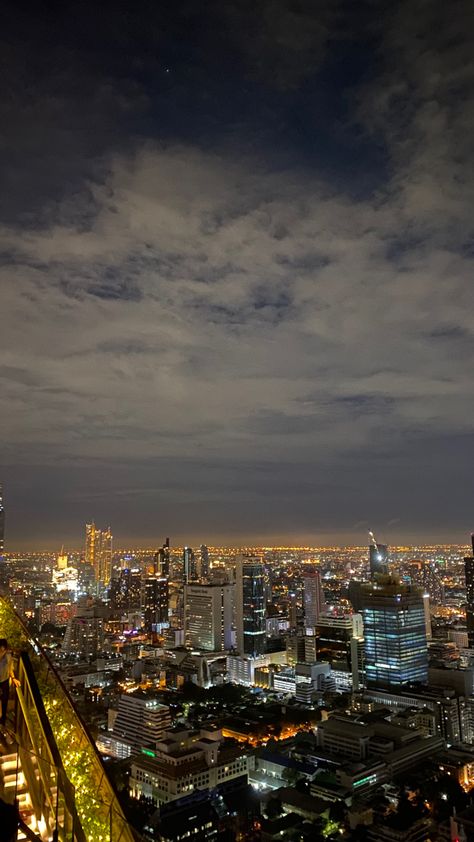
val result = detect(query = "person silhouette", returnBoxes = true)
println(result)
[0,638,19,731]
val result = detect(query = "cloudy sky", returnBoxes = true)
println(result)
[2,0,474,549]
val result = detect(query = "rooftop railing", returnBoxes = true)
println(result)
[0,597,136,842]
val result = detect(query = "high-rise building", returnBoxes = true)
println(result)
[369,534,390,579]
[303,571,326,630]
[85,522,113,586]
[235,555,266,657]
[184,583,233,651]
[63,602,106,656]
[465,535,474,648]
[423,560,444,605]
[154,537,170,578]
[315,614,364,691]
[144,576,169,631]
[199,544,210,581]
[110,568,142,612]
[183,546,197,583]
[361,578,428,689]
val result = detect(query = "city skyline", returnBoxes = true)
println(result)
[2,3,474,839]
[2,1,474,546]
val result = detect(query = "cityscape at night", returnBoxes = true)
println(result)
[2,0,474,840]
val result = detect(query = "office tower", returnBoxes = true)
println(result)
[199,544,210,581]
[315,614,364,691]
[361,578,428,689]
[154,537,170,578]
[303,571,326,630]
[110,567,142,611]
[85,522,113,586]
[286,629,306,666]
[465,535,474,648]
[235,555,266,657]
[183,546,197,583]
[144,576,169,631]
[113,695,172,752]
[369,532,390,579]
[184,583,233,651]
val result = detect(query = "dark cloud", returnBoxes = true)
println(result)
[1,0,474,547]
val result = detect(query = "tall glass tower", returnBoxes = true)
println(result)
[235,555,266,657]
[361,578,428,688]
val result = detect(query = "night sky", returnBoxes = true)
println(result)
[2,1,474,549]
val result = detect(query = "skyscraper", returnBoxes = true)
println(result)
[184,582,233,650]
[361,578,428,689]
[85,522,113,586]
[110,567,142,611]
[183,546,197,583]
[315,614,364,691]
[144,576,169,631]
[235,555,266,657]
[199,544,210,581]
[154,537,170,578]
[303,571,326,630]
[369,533,390,579]
[465,535,474,648]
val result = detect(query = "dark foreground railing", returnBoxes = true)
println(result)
[0,597,136,842]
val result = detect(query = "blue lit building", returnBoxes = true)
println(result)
[361,579,428,689]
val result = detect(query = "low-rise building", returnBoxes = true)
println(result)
[130,726,251,805]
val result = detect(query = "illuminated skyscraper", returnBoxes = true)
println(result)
[465,535,474,648]
[235,555,266,657]
[199,544,210,581]
[85,522,113,586]
[303,571,326,630]
[183,546,197,583]
[184,582,233,650]
[110,567,142,611]
[154,537,170,578]
[144,576,169,631]
[315,614,364,691]
[361,578,428,689]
